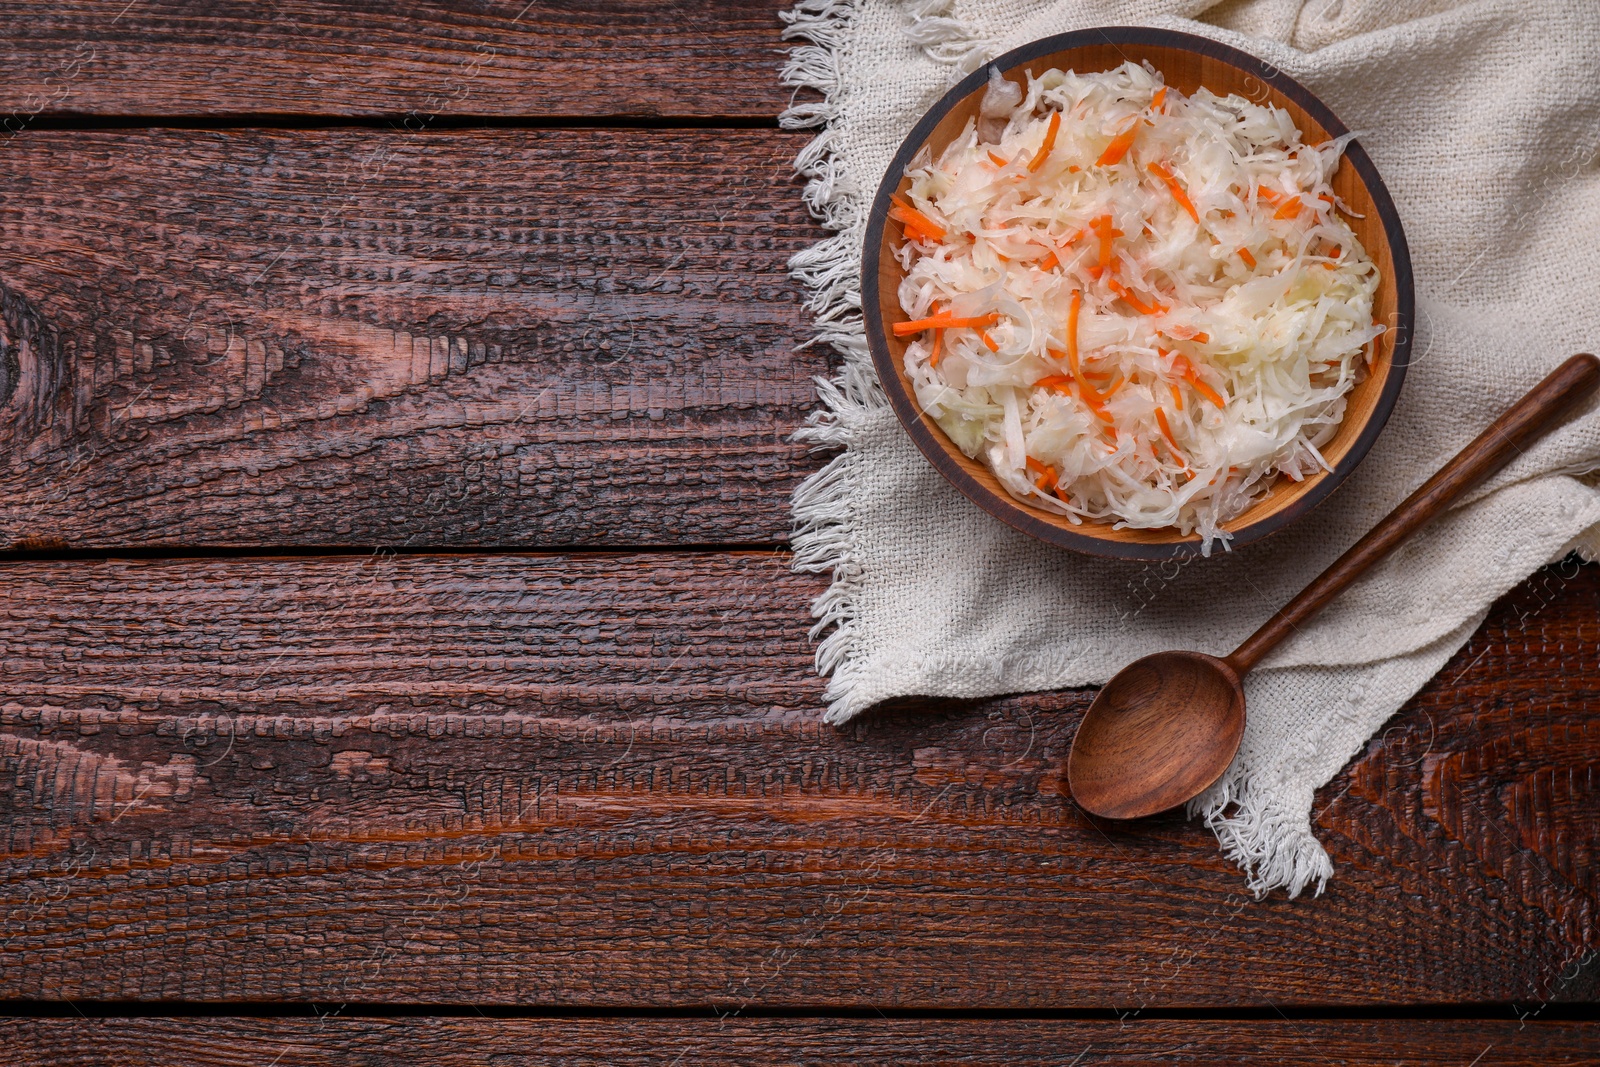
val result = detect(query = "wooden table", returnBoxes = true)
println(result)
[0,4,1595,1062]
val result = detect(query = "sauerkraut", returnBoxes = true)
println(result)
[892,61,1383,553]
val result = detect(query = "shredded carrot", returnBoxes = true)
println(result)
[1108,278,1167,316]
[1039,250,1059,271]
[1045,347,1113,423]
[1024,456,1058,491]
[978,328,999,353]
[1066,288,1083,382]
[1255,185,1282,204]
[1318,193,1336,207]
[1101,376,1127,400]
[928,328,943,366]
[889,192,947,240]
[1068,164,1081,173]
[1192,332,1210,344]
[1028,110,1061,173]
[1170,382,1184,411]
[889,206,943,242]
[1189,376,1226,407]
[1168,352,1226,407]
[1147,162,1199,223]
[1272,196,1302,220]
[1151,86,1167,111]
[1155,407,1186,466]
[889,215,932,240]
[987,151,1008,167]
[1238,247,1257,269]
[891,312,999,336]
[1095,118,1140,166]
[1089,214,1122,278]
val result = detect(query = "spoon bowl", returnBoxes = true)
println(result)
[1067,652,1244,820]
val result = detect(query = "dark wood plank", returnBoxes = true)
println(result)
[5,1017,1598,1065]
[1,552,1595,1006]
[0,128,823,549]
[0,1,792,119]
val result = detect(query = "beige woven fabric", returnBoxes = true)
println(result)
[783,0,1600,895]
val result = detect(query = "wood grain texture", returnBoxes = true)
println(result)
[0,128,823,549]
[4,1017,1598,1065]
[1,551,1595,1006]
[0,0,793,118]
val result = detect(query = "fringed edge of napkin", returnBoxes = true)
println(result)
[782,0,885,724]
[781,1,1025,723]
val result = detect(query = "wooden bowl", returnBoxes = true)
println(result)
[863,27,1413,560]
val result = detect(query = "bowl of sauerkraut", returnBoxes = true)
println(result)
[864,27,1412,559]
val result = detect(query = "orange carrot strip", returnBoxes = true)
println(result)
[890,209,945,241]
[1101,376,1127,400]
[988,151,1008,167]
[1089,214,1122,278]
[1187,376,1225,407]
[1108,278,1167,316]
[928,328,943,367]
[1044,354,1113,422]
[978,328,999,353]
[1147,162,1199,223]
[889,193,948,240]
[1066,288,1083,382]
[1169,353,1226,407]
[891,312,999,336]
[1193,331,1210,344]
[1068,164,1081,173]
[1096,118,1140,166]
[1273,197,1302,220]
[888,207,941,242]
[1024,456,1058,491]
[1155,408,1187,466]
[1028,110,1061,172]
[1039,250,1060,271]
[1238,247,1257,269]
[1170,382,1184,411]
[1255,185,1282,204]
[1151,86,1167,111]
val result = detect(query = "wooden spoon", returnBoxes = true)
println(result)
[1067,353,1600,820]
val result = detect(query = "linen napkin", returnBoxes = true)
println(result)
[782,0,1600,896]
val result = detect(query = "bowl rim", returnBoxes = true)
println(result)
[861,25,1414,561]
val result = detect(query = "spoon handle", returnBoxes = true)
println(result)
[1226,352,1600,676]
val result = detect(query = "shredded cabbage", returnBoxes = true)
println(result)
[894,61,1382,553]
